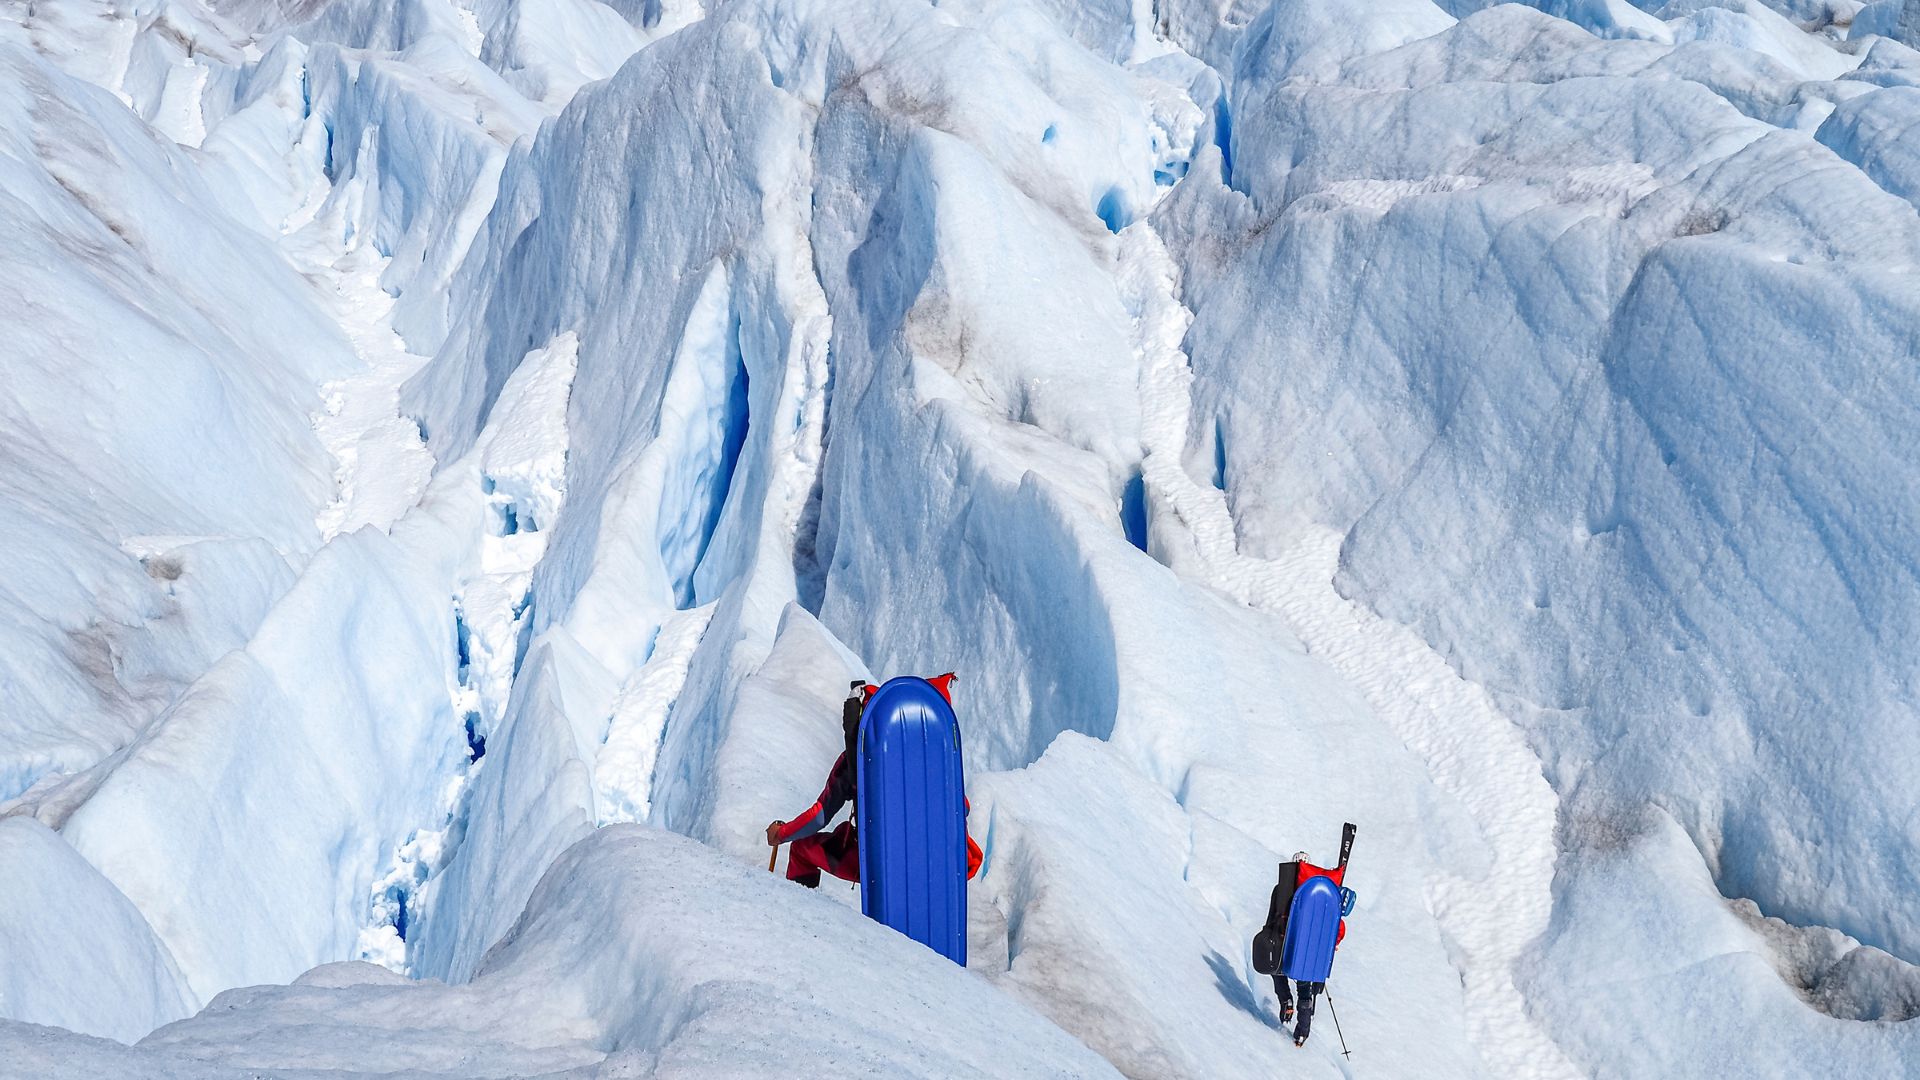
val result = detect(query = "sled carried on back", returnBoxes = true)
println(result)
[1280,822,1356,983]
[856,674,969,964]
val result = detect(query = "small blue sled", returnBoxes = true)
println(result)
[1280,876,1343,982]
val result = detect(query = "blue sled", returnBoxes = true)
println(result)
[856,676,968,964]
[1279,875,1342,983]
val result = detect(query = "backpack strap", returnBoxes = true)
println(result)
[842,686,869,821]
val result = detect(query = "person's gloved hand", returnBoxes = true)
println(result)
[766,821,784,846]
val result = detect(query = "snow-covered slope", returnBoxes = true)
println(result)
[1,0,1917,1075]
[3,826,1123,1077]
[0,43,349,801]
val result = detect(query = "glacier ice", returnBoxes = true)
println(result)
[1,0,1918,1074]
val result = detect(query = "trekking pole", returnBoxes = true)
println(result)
[1325,988,1352,1060]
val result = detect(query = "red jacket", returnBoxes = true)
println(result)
[779,673,980,877]
[1296,860,1347,946]
[776,757,982,878]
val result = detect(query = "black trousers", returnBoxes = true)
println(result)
[1272,976,1324,1040]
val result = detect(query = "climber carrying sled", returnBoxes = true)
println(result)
[1253,823,1356,1047]
[766,677,983,889]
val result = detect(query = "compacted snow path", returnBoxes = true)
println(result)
[1120,218,1579,1077]
[1267,531,1577,1079]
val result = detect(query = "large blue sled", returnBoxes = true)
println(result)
[856,676,968,965]
[1279,874,1343,983]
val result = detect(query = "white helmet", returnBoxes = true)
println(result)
[1292,850,1311,863]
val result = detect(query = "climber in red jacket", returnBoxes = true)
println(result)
[1253,828,1356,1048]
[767,677,982,887]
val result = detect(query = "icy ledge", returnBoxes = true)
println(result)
[0,826,1120,1079]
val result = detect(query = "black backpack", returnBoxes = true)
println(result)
[1252,823,1356,976]
[839,682,868,816]
[842,681,867,762]
[1252,863,1300,976]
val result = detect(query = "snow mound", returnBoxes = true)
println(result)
[0,818,189,1043]
[2,826,1122,1078]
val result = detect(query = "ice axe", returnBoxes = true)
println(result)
[767,843,778,873]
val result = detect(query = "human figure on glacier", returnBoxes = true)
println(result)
[1252,830,1354,1047]
[766,678,983,888]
